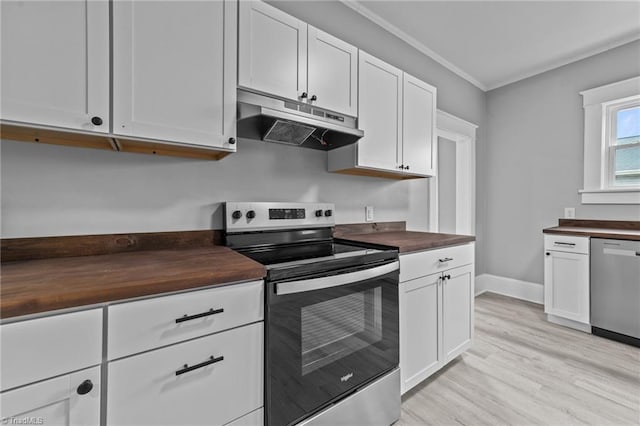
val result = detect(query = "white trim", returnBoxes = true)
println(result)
[339,1,487,91]
[431,110,477,235]
[579,189,640,204]
[580,76,640,204]
[581,76,640,106]
[475,274,544,305]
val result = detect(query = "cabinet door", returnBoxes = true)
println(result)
[544,251,589,324]
[0,366,100,426]
[442,264,474,362]
[399,273,442,394]
[113,0,237,149]
[357,51,403,172]
[107,323,263,426]
[402,73,436,176]
[1,1,109,133]
[307,26,358,116]
[238,1,307,101]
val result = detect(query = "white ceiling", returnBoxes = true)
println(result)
[344,1,640,91]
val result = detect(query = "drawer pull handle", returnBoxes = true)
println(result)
[438,257,453,263]
[553,242,576,246]
[176,355,224,376]
[175,308,224,324]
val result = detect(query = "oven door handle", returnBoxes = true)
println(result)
[275,261,399,296]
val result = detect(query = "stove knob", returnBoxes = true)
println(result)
[231,210,242,220]
[246,210,256,219]
[315,209,323,217]
[324,209,332,217]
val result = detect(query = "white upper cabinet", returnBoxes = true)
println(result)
[328,51,437,179]
[307,26,358,116]
[238,1,357,116]
[238,0,307,102]
[357,51,403,172]
[0,0,109,133]
[402,73,437,176]
[113,0,237,149]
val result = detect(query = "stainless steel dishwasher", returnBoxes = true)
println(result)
[591,238,640,347]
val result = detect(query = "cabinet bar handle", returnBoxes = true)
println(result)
[438,257,453,263]
[175,355,224,376]
[175,308,224,324]
[553,242,575,246]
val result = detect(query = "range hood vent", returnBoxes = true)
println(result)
[237,89,363,150]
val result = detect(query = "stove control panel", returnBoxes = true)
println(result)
[225,202,335,232]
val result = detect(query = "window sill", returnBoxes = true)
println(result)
[579,188,640,204]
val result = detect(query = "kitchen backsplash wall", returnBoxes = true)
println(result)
[0,138,417,238]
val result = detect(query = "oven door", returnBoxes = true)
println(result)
[265,260,399,426]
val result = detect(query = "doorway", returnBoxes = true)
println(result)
[429,110,477,235]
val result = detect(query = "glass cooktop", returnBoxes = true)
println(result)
[236,241,382,269]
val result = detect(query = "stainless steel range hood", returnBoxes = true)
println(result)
[237,89,363,150]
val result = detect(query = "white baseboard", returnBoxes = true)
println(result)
[475,273,543,304]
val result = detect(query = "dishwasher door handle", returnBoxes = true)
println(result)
[603,248,639,257]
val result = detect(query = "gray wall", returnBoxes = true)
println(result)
[437,137,457,234]
[483,40,640,284]
[0,0,486,238]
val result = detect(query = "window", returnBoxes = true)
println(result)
[580,77,640,204]
[607,99,640,187]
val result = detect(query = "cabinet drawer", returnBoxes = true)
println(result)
[400,243,474,282]
[544,235,589,254]
[0,309,102,391]
[108,280,263,360]
[107,322,263,426]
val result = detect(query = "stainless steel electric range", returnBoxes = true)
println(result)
[224,202,401,426]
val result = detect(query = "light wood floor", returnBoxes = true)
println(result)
[398,293,640,425]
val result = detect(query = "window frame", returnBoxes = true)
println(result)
[604,96,640,189]
[579,76,640,204]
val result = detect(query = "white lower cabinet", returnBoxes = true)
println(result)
[399,243,474,394]
[543,235,590,329]
[0,366,101,426]
[107,322,263,426]
[442,264,474,362]
[400,273,442,393]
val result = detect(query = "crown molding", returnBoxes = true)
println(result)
[340,0,488,91]
[486,32,640,91]
[341,1,640,93]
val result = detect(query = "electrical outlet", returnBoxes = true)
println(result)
[365,206,374,222]
[564,207,575,219]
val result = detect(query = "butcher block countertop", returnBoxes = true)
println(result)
[337,230,475,253]
[0,246,265,319]
[543,219,640,241]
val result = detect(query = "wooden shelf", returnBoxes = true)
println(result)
[1,122,234,161]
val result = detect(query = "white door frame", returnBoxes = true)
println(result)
[429,110,478,235]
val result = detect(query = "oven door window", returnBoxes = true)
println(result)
[266,268,399,426]
[301,287,382,375]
